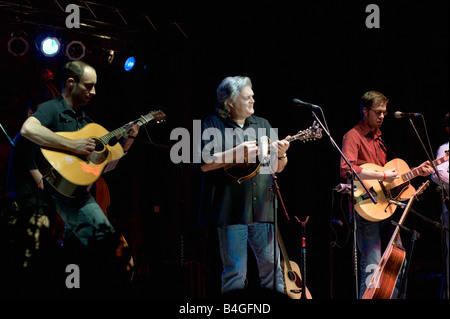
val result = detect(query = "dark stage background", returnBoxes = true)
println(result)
[0,1,448,299]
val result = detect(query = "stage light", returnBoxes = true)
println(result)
[124,56,136,71]
[40,37,60,57]
[66,40,86,60]
[7,36,29,57]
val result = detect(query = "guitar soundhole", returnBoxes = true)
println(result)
[86,138,109,165]
[93,138,105,152]
[288,272,296,281]
[288,270,302,286]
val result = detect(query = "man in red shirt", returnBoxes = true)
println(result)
[340,90,433,298]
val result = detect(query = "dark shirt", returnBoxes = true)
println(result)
[7,95,88,202]
[340,120,387,179]
[31,94,88,132]
[198,114,279,227]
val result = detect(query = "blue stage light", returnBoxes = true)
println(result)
[124,56,136,71]
[41,37,60,57]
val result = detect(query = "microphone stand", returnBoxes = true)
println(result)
[270,168,291,293]
[271,170,279,294]
[407,117,449,299]
[295,215,309,299]
[0,121,15,148]
[310,109,377,299]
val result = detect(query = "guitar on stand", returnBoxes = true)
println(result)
[362,180,430,299]
[278,226,312,299]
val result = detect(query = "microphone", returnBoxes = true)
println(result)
[333,183,357,194]
[394,111,420,118]
[388,199,406,208]
[258,135,270,164]
[330,219,344,226]
[292,98,319,109]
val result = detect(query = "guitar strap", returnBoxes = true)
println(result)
[84,115,96,124]
[376,136,398,158]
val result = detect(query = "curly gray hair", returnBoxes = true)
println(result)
[216,76,252,119]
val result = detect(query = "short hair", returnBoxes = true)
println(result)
[359,91,389,117]
[216,76,252,119]
[61,61,92,88]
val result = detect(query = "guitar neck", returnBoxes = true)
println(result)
[401,155,449,183]
[386,181,430,250]
[99,114,155,145]
[277,228,292,272]
[100,127,126,145]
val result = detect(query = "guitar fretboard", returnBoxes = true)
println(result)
[98,113,156,145]
[401,154,449,182]
[100,126,127,145]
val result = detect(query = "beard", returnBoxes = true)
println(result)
[72,92,90,108]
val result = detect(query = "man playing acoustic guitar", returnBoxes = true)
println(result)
[340,90,433,298]
[17,61,139,295]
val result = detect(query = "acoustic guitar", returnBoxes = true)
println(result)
[353,152,448,222]
[278,228,312,299]
[362,180,429,299]
[39,110,166,197]
[224,122,322,184]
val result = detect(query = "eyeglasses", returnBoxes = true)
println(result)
[369,109,388,116]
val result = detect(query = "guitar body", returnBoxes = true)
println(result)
[354,159,415,222]
[38,110,166,198]
[362,245,406,299]
[283,259,312,299]
[40,123,124,197]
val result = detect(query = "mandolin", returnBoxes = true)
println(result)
[224,122,322,184]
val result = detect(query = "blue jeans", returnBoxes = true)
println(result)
[51,191,115,247]
[218,223,284,294]
[356,213,403,298]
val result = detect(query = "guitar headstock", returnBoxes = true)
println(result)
[293,121,323,142]
[137,110,167,126]
[414,180,430,197]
